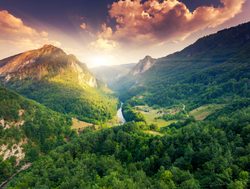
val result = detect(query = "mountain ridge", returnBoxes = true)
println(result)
[165,21,250,61]
[0,44,97,88]
[115,21,250,108]
[0,45,118,123]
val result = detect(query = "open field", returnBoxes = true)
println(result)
[71,118,93,130]
[134,105,177,127]
[189,104,225,120]
[72,114,121,131]
[104,116,121,127]
[144,130,164,136]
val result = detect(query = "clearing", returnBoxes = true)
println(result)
[71,118,93,130]
[189,104,225,120]
[143,130,164,136]
[134,105,177,127]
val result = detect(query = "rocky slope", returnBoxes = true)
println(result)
[0,44,97,88]
[129,55,156,76]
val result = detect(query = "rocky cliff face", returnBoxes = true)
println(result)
[130,55,156,76]
[0,44,97,88]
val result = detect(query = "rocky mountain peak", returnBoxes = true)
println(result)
[38,44,65,55]
[144,55,154,61]
[130,55,156,75]
[0,45,97,88]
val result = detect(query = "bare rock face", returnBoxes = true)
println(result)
[0,44,97,88]
[130,55,156,76]
[0,139,27,165]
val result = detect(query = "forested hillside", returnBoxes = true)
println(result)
[7,102,250,188]
[0,86,73,183]
[115,22,250,110]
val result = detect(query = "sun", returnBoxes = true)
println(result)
[92,56,107,66]
[89,54,114,67]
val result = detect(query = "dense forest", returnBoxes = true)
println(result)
[0,86,73,183]
[7,101,250,188]
[6,80,118,124]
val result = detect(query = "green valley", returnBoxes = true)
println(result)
[0,19,249,189]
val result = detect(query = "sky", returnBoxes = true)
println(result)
[0,0,250,67]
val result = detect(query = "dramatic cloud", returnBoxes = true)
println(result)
[98,0,245,45]
[0,10,60,50]
[80,22,87,30]
[90,24,118,51]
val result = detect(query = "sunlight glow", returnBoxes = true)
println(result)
[89,54,115,67]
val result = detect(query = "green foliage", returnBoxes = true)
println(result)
[122,103,146,122]
[5,80,118,124]
[162,111,187,121]
[0,156,15,181]
[0,86,73,183]
[8,106,250,188]
[115,23,250,110]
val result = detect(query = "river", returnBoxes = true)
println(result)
[117,102,126,124]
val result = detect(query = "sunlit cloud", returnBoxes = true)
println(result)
[0,10,60,51]
[90,24,118,51]
[96,0,245,46]
[0,0,248,67]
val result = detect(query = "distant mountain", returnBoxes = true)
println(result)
[129,55,156,76]
[91,55,155,87]
[91,63,135,86]
[0,86,71,183]
[115,22,250,109]
[0,45,117,123]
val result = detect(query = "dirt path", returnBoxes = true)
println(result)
[0,163,32,189]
